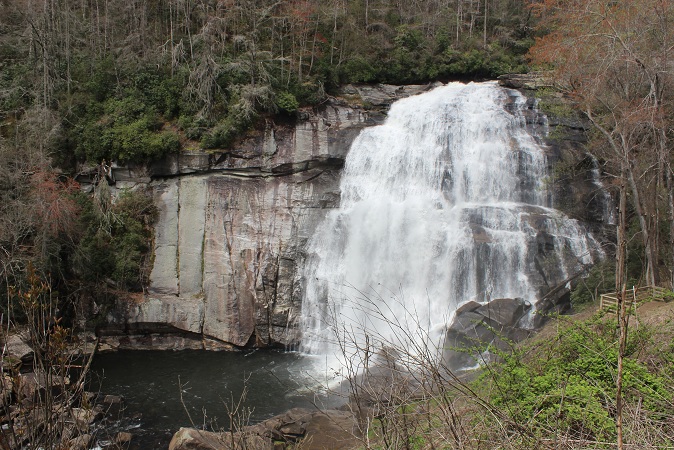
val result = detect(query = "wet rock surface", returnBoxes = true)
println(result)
[443,275,580,370]
[443,297,534,369]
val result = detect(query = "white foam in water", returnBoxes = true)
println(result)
[299,82,602,371]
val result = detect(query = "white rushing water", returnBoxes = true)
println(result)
[299,82,602,367]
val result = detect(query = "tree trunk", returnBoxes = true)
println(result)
[616,173,627,292]
[626,166,656,286]
[658,125,673,288]
[616,283,627,450]
[615,162,628,450]
[483,0,487,47]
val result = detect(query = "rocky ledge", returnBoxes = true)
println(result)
[168,408,361,450]
[0,333,131,449]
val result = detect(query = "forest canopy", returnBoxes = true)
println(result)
[0,0,534,165]
[528,0,674,290]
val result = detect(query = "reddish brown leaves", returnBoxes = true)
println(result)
[29,170,80,239]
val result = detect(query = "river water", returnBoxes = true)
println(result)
[90,350,341,448]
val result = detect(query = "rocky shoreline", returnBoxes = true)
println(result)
[0,332,133,449]
[169,408,361,450]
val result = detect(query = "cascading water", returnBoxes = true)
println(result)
[299,82,602,366]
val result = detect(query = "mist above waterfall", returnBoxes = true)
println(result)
[299,82,602,364]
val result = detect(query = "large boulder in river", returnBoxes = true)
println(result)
[169,428,229,450]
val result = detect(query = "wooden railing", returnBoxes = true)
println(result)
[599,286,671,312]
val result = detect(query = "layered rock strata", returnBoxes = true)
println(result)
[103,85,437,349]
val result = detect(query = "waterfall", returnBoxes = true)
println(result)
[299,82,602,365]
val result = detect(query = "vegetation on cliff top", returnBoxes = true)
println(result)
[1,0,534,165]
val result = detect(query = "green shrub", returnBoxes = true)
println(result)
[394,25,423,51]
[276,91,299,113]
[481,316,670,441]
[571,260,616,306]
[201,105,255,149]
[74,190,157,291]
[74,95,181,162]
[338,56,377,83]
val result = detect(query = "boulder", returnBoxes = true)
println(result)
[497,73,553,90]
[169,408,360,450]
[102,394,124,417]
[71,407,104,432]
[443,298,533,370]
[2,334,33,366]
[343,83,435,108]
[168,427,268,450]
[15,372,69,402]
[257,407,311,442]
[67,433,92,450]
[454,300,481,315]
[114,431,133,445]
[474,297,530,328]
[302,410,361,450]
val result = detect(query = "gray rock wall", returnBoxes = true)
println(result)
[106,94,418,348]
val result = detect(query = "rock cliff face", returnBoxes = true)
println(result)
[104,85,437,348]
[102,81,609,350]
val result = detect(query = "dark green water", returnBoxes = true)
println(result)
[90,350,342,448]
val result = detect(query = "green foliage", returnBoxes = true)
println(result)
[2,0,541,167]
[338,56,378,84]
[536,88,574,118]
[432,45,527,79]
[571,260,616,306]
[276,91,299,113]
[394,25,423,51]
[178,115,211,141]
[84,56,118,102]
[481,316,670,441]
[201,108,254,150]
[75,189,157,291]
[132,68,186,119]
[74,94,181,163]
